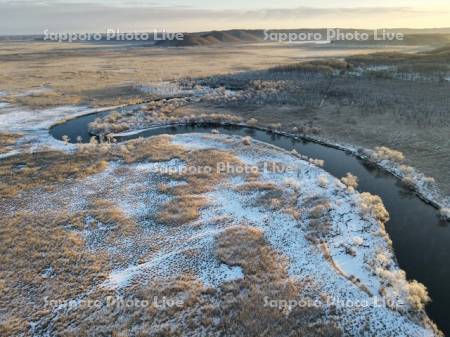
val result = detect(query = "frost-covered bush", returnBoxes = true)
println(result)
[377,269,430,311]
[309,158,325,167]
[242,136,252,146]
[399,165,414,175]
[358,192,390,223]
[401,176,416,189]
[406,280,430,311]
[440,208,450,221]
[283,178,301,191]
[317,175,329,188]
[340,172,358,191]
[352,236,364,246]
[372,146,405,163]
[423,176,435,184]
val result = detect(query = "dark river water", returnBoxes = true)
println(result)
[50,117,450,335]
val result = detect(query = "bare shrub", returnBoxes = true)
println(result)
[358,192,390,223]
[283,177,301,192]
[406,280,430,311]
[399,165,414,175]
[340,172,358,190]
[62,135,70,145]
[309,158,325,167]
[284,207,301,220]
[317,175,329,188]
[440,208,450,221]
[309,203,331,219]
[402,176,416,190]
[242,136,252,146]
[352,236,364,246]
[304,198,333,240]
[377,269,430,312]
[423,176,435,184]
[268,123,282,130]
[373,146,405,163]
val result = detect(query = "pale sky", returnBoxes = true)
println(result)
[0,0,449,34]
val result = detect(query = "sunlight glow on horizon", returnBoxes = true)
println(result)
[0,0,449,34]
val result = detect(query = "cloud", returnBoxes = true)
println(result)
[0,1,448,34]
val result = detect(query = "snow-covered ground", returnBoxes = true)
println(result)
[17,133,436,336]
[0,99,120,153]
[135,81,236,98]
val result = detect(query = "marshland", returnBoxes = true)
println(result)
[1,30,450,336]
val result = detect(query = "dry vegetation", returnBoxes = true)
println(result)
[156,195,209,225]
[0,150,109,199]
[268,59,351,77]
[358,192,390,224]
[0,39,446,336]
[372,146,405,163]
[5,223,342,336]
[1,40,378,109]
[113,135,187,164]
[0,132,22,154]
[304,197,333,241]
[440,208,450,221]
[215,225,342,337]
[155,148,245,224]
[0,212,109,336]
[341,172,359,191]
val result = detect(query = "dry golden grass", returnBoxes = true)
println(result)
[35,273,211,336]
[161,148,244,196]
[155,148,245,225]
[0,132,22,154]
[0,212,109,336]
[114,135,187,164]
[7,91,83,108]
[215,225,342,337]
[0,150,108,199]
[235,179,300,217]
[341,172,359,190]
[216,226,282,276]
[373,146,405,163]
[269,59,350,74]
[156,195,209,225]
[85,199,137,238]
[358,192,390,223]
[235,181,278,192]
[303,197,333,241]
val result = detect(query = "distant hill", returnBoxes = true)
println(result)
[155,28,450,47]
[155,30,263,47]
[3,28,450,47]
[156,34,214,47]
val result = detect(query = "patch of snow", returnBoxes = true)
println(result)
[14,132,435,336]
[0,102,123,153]
[136,82,235,99]
[0,149,20,159]
[15,86,54,97]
